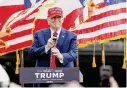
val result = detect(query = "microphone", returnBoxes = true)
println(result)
[53,32,58,45]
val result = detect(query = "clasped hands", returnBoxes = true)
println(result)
[47,38,63,60]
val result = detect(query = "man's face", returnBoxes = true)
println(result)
[47,16,63,31]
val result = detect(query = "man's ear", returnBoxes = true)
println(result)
[61,17,64,24]
[47,17,50,24]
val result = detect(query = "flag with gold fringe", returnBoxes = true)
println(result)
[72,0,127,47]
[0,0,126,70]
[0,0,126,55]
[0,0,85,55]
[0,0,47,55]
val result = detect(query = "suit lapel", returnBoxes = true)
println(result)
[57,28,66,49]
[44,28,51,43]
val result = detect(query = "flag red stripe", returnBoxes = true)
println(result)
[63,8,83,29]
[97,2,106,9]
[1,29,32,41]
[78,30,126,44]
[0,5,25,30]
[0,40,32,54]
[86,8,126,22]
[9,10,38,29]
[73,19,126,34]
[34,19,49,32]
[9,18,34,30]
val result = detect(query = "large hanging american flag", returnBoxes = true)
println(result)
[72,0,127,47]
[0,0,46,55]
[0,0,126,55]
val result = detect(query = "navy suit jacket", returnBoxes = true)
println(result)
[29,28,78,67]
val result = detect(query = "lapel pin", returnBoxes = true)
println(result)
[62,35,64,38]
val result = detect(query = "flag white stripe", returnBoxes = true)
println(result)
[93,2,127,16]
[37,0,82,19]
[7,34,33,46]
[94,0,104,4]
[83,5,89,20]
[77,24,126,39]
[0,23,33,38]
[74,13,126,30]
[75,16,80,26]
[8,9,36,26]
[11,23,33,33]
[7,0,44,26]
[0,0,24,6]
[1,10,23,32]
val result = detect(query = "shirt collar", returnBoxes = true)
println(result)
[50,27,61,37]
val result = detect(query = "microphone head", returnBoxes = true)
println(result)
[53,32,58,44]
[53,32,58,37]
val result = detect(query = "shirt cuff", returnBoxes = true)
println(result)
[59,58,63,63]
[45,45,50,54]
[59,54,63,63]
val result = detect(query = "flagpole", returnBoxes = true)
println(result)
[20,49,24,87]
[20,49,24,67]
[76,48,79,67]
[101,43,105,67]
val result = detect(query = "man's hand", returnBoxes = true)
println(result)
[47,38,55,48]
[51,47,63,60]
[109,76,119,88]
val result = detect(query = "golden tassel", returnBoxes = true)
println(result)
[92,44,96,67]
[101,44,105,65]
[15,50,20,74]
[122,57,126,69]
[122,38,126,69]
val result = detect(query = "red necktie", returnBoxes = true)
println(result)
[50,32,58,68]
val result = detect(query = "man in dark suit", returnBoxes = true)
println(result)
[29,7,78,67]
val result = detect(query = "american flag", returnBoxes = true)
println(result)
[0,0,46,55]
[0,0,84,55]
[72,0,127,47]
[0,0,126,55]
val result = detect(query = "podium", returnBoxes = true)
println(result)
[20,67,80,84]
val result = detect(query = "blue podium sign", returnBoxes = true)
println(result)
[20,67,79,83]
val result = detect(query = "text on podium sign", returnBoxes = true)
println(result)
[20,67,79,83]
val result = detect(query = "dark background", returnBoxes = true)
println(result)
[0,39,126,87]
